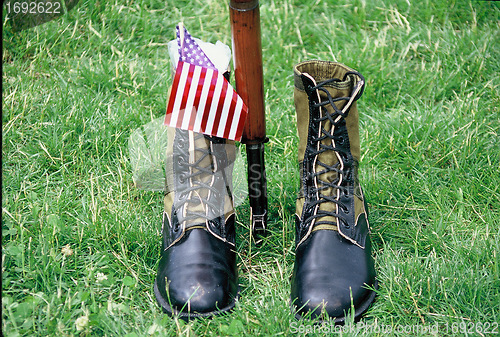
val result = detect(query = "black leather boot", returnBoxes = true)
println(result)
[291,61,377,323]
[154,129,238,319]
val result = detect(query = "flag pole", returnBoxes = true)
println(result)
[229,0,268,242]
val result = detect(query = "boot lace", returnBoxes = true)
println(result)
[172,133,229,230]
[304,72,364,229]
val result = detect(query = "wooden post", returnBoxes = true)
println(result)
[230,0,268,242]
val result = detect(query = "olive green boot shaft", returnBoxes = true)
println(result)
[293,60,368,247]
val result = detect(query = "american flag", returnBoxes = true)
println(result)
[164,25,248,141]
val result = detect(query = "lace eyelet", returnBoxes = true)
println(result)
[178,173,186,184]
[340,219,350,229]
[340,153,350,164]
[177,190,188,200]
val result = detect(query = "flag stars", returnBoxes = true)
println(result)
[176,25,216,69]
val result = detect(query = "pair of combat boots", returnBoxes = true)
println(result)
[154,60,377,323]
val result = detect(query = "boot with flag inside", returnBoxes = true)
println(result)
[153,24,246,318]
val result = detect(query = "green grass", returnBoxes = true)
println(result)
[2,0,499,335]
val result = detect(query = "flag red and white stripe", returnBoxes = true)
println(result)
[165,60,248,141]
[164,25,248,141]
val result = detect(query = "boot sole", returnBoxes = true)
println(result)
[292,279,379,325]
[154,278,239,320]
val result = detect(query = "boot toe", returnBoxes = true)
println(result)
[293,273,375,320]
[155,229,238,317]
[166,264,235,313]
[291,230,377,322]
